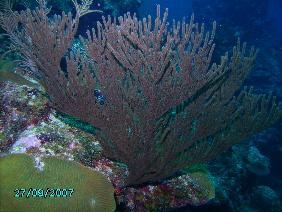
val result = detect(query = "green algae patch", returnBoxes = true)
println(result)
[0,154,116,212]
[183,164,215,202]
[0,132,6,142]
[190,170,215,201]
[55,111,98,135]
[0,59,15,71]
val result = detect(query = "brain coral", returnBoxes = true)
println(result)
[0,154,116,211]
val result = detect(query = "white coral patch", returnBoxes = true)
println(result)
[10,132,41,154]
[89,197,97,207]
[34,156,45,171]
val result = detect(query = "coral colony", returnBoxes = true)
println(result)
[0,0,281,210]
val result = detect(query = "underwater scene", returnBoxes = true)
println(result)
[0,0,281,211]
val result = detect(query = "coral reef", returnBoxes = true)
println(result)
[1,0,281,210]
[208,129,282,212]
[246,146,270,176]
[115,169,215,210]
[1,0,281,187]
[0,82,49,153]
[251,185,281,212]
[0,81,217,210]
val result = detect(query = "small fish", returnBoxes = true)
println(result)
[94,89,105,105]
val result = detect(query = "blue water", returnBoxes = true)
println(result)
[268,0,282,36]
[138,0,192,21]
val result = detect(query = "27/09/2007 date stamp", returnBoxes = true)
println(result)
[14,188,74,198]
